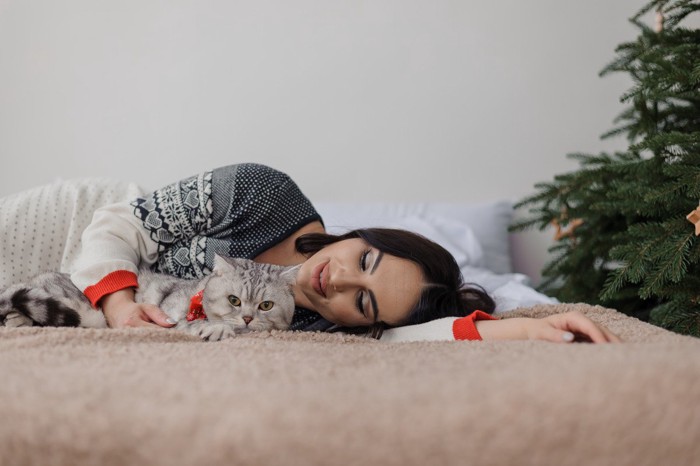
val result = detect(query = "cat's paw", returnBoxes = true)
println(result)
[198,321,237,341]
[3,311,34,327]
[179,320,237,341]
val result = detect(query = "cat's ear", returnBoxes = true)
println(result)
[212,254,228,275]
[212,254,249,274]
[280,265,300,287]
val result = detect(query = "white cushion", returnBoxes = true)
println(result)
[313,200,514,274]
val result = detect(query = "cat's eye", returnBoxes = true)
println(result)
[228,295,241,306]
[258,301,274,311]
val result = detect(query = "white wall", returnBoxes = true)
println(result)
[0,0,647,281]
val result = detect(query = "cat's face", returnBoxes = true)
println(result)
[202,256,298,333]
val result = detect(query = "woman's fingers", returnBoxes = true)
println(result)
[600,325,623,343]
[140,304,177,328]
[536,326,579,344]
[563,313,608,343]
[114,304,174,329]
[548,312,622,343]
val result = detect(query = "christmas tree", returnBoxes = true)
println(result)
[512,0,700,336]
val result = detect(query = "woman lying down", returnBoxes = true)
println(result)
[0,163,620,344]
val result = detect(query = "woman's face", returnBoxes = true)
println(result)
[294,238,424,327]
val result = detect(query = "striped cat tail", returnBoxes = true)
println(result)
[0,284,37,327]
[0,282,81,327]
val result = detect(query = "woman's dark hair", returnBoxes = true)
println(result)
[295,228,495,333]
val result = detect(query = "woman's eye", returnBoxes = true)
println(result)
[228,295,241,306]
[356,292,366,317]
[356,249,371,316]
[359,249,370,271]
[258,301,274,311]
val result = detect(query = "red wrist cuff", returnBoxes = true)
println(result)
[452,311,499,341]
[83,271,139,308]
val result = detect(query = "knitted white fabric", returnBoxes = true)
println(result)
[380,316,459,342]
[0,178,143,288]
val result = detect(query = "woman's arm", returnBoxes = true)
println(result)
[475,311,622,343]
[72,164,321,328]
[71,170,219,327]
[380,311,621,343]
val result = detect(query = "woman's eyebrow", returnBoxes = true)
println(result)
[368,251,383,322]
[370,250,383,274]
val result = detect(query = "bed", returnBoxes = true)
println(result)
[1,189,699,465]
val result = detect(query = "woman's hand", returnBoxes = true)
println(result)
[524,311,622,343]
[475,311,622,343]
[100,288,177,329]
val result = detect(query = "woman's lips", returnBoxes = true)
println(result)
[312,261,329,298]
[320,263,329,296]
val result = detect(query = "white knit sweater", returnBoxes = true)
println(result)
[0,178,143,288]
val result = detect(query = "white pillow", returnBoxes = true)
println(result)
[420,213,485,269]
[313,201,514,273]
[317,209,484,268]
[383,215,484,269]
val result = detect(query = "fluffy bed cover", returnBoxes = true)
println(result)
[2,303,699,466]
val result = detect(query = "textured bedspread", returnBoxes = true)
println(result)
[1,303,699,466]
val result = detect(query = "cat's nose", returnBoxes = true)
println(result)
[243,316,253,325]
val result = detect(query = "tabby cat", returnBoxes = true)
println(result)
[0,255,298,341]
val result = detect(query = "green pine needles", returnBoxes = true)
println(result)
[511,0,700,336]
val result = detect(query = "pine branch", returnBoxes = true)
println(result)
[639,229,694,298]
[512,0,700,336]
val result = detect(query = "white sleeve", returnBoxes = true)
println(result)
[379,317,459,342]
[70,200,160,292]
[71,170,215,298]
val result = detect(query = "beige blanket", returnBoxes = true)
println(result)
[2,303,699,466]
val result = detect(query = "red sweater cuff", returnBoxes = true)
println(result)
[452,311,499,341]
[83,270,139,308]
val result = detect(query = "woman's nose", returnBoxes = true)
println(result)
[331,265,357,292]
